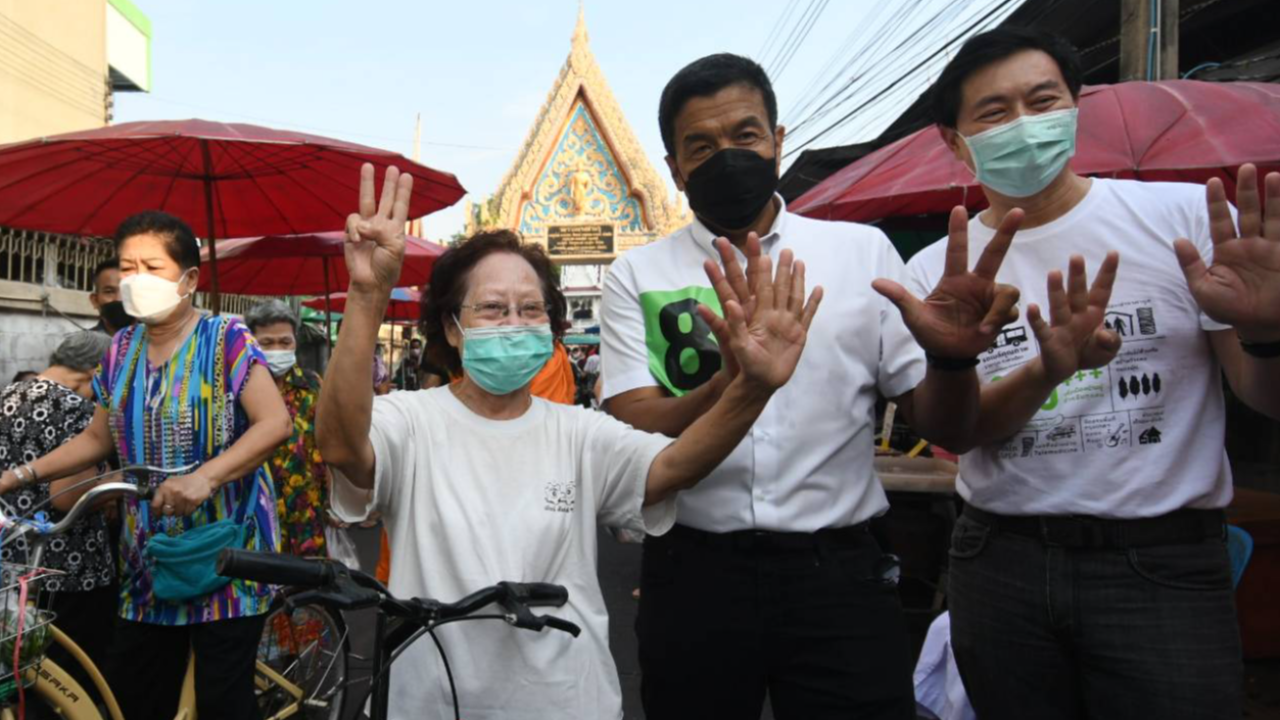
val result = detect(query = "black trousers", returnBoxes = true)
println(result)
[107,613,267,720]
[636,524,915,720]
[948,509,1242,719]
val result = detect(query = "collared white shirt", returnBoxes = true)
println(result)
[601,196,926,533]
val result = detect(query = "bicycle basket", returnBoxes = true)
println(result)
[0,563,61,701]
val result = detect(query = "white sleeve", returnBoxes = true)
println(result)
[600,257,660,400]
[876,235,927,398]
[1189,194,1233,332]
[580,411,676,535]
[328,394,414,523]
[904,241,941,300]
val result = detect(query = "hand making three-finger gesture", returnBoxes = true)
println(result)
[1174,163,1280,343]
[345,163,415,294]
[699,237,823,392]
[872,207,1024,361]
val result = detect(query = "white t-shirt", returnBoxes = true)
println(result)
[330,387,675,720]
[906,179,1231,518]
[602,196,926,533]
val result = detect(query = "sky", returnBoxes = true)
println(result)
[114,0,1020,240]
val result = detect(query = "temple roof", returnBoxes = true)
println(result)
[468,6,685,242]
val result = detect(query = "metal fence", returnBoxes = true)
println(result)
[0,226,115,291]
[2,226,275,316]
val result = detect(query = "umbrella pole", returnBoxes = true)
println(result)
[323,257,334,352]
[200,140,222,316]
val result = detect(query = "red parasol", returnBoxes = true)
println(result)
[792,81,1280,223]
[0,119,465,312]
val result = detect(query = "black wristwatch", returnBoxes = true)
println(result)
[1240,337,1280,359]
[925,352,981,370]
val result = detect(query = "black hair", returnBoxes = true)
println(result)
[92,258,119,290]
[113,211,201,271]
[930,27,1083,129]
[658,53,778,156]
[420,229,567,377]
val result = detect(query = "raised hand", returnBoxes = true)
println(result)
[701,234,766,381]
[698,249,822,391]
[1027,252,1122,384]
[1174,164,1280,342]
[873,206,1023,359]
[345,163,415,293]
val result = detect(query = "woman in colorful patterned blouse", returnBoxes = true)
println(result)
[0,211,292,720]
[0,331,115,682]
[246,300,329,557]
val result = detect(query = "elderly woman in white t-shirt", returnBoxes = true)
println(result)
[317,165,821,720]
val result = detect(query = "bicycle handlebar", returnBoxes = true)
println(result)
[217,549,581,637]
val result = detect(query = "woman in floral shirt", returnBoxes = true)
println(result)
[246,301,329,557]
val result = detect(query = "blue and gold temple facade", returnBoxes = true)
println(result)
[466,7,686,274]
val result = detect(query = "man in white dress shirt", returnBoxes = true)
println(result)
[601,53,1030,719]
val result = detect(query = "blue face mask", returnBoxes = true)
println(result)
[962,108,1078,198]
[456,320,554,396]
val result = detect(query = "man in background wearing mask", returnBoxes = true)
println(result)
[394,336,424,391]
[246,299,330,557]
[89,258,133,336]
[602,53,1031,719]
[903,28,1280,719]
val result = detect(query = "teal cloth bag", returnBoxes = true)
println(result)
[144,478,259,602]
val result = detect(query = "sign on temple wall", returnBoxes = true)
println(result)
[465,7,687,265]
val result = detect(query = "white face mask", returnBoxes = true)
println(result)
[120,271,192,324]
[263,349,297,378]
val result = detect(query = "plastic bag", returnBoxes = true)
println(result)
[324,524,361,572]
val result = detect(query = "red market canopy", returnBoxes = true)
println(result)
[792,81,1280,223]
[197,231,444,296]
[0,119,465,311]
[304,288,422,323]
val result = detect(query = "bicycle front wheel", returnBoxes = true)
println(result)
[256,599,349,720]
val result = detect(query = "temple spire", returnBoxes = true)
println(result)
[572,1,588,48]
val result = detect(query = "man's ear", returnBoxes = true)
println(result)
[89,292,102,311]
[773,125,786,174]
[940,126,969,165]
[665,155,686,193]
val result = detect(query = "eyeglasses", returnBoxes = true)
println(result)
[458,300,550,321]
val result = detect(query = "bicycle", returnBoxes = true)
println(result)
[0,465,338,720]
[217,548,582,720]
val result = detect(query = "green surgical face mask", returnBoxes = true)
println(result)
[962,108,1078,198]
[456,319,554,396]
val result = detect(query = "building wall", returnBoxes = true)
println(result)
[0,281,98,386]
[0,0,109,145]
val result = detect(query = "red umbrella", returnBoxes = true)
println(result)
[0,119,466,312]
[198,231,443,345]
[197,232,443,295]
[303,288,422,323]
[793,81,1280,222]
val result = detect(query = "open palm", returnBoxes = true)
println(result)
[874,206,1023,359]
[1175,165,1280,340]
[345,163,415,293]
[698,248,822,391]
[1027,252,1122,384]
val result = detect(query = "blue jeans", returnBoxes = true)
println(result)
[948,509,1242,720]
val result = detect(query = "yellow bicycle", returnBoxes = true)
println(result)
[0,466,347,720]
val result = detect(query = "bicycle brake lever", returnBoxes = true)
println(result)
[542,615,581,638]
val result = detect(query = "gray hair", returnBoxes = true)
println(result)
[49,331,111,373]
[244,299,299,335]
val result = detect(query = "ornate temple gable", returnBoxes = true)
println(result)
[469,7,686,247]
[519,97,644,235]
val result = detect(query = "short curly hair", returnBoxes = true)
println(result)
[419,230,566,377]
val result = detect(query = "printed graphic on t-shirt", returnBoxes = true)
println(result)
[638,286,724,397]
[983,298,1169,461]
[544,480,576,513]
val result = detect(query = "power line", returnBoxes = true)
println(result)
[784,0,1022,157]
[757,0,801,65]
[764,0,820,73]
[771,0,832,81]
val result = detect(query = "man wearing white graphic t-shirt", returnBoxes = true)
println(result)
[902,28,1280,720]
[602,53,1039,720]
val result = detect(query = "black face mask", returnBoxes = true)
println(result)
[682,147,779,232]
[99,301,134,334]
